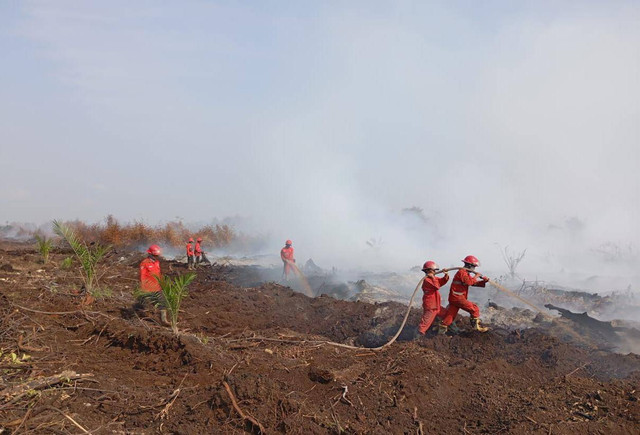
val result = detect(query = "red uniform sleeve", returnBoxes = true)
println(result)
[437,273,450,286]
[457,269,475,285]
[457,269,484,286]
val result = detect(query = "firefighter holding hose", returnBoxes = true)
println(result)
[439,255,489,334]
[417,261,449,335]
[194,237,211,267]
[280,239,295,281]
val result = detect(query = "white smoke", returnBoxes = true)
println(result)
[2,2,638,292]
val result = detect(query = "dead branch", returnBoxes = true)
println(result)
[154,374,188,420]
[0,365,32,370]
[564,363,589,379]
[0,370,93,405]
[11,303,115,320]
[18,334,48,353]
[8,396,39,433]
[413,406,424,435]
[155,388,181,420]
[11,304,82,315]
[334,385,353,407]
[222,380,266,434]
[41,406,90,433]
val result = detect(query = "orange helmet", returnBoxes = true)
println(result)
[147,245,161,256]
[188,238,194,243]
[196,237,202,242]
[422,261,438,271]
[462,255,480,266]
[285,239,292,245]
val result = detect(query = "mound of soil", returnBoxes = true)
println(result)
[0,241,639,434]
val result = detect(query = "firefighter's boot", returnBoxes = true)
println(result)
[438,324,448,335]
[471,317,488,332]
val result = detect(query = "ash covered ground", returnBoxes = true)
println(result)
[1,241,639,434]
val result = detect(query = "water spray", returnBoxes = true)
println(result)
[444,267,545,314]
[283,260,314,297]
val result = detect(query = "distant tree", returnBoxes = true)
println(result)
[500,245,527,279]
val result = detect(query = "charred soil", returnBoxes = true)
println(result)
[0,241,639,434]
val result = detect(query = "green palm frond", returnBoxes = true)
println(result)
[156,273,196,334]
[53,220,111,294]
[34,233,54,264]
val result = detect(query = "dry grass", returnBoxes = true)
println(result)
[59,215,236,250]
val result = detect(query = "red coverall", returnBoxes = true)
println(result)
[139,257,161,292]
[441,268,487,326]
[418,274,450,334]
[280,246,295,277]
[186,242,195,269]
[194,241,202,257]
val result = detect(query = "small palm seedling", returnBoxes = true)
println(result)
[34,233,54,264]
[53,220,111,295]
[60,257,73,269]
[156,272,196,335]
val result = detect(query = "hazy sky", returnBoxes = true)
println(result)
[1,1,639,276]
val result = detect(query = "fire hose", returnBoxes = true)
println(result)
[278,275,427,351]
[280,261,427,350]
[280,266,550,351]
[310,267,555,351]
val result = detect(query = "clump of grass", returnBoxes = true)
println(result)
[34,233,54,264]
[53,220,111,296]
[156,273,196,335]
[60,257,73,269]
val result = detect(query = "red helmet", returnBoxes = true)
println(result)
[196,238,202,242]
[188,238,194,243]
[462,255,480,266]
[285,239,292,245]
[147,245,161,256]
[422,261,439,271]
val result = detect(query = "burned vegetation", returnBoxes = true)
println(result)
[0,240,639,434]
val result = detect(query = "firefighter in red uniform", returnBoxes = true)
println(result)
[417,261,449,335]
[186,238,195,270]
[280,240,295,281]
[439,255,489,334]
[137,244,169,325]
[194,238,211,267]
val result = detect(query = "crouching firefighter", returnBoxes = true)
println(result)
[439,255,490,334]
[137,245,170,326]
[417,261,449,335]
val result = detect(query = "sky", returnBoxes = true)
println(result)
[1,1,639,284]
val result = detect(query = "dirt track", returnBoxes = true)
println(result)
[1,242,639,434]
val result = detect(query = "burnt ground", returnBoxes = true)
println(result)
[0,241,639,434]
